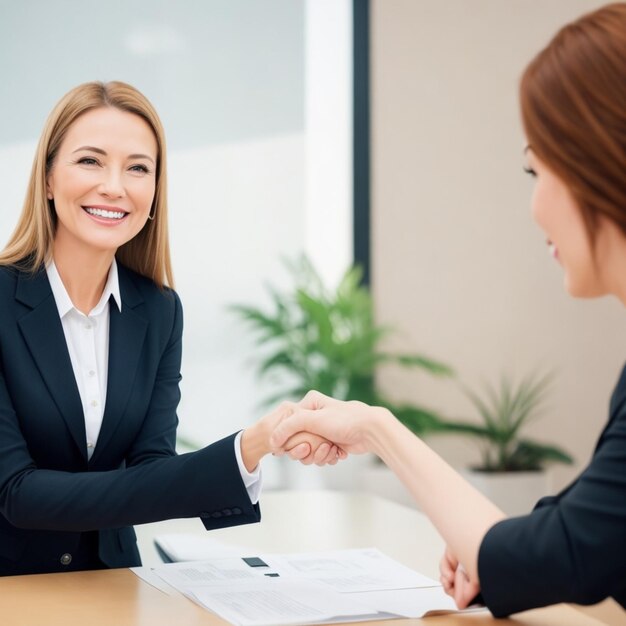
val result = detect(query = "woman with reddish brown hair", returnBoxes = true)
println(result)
[271,3,626,617]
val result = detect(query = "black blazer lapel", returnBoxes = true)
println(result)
[91,267,147,463]
[15,270,87,460]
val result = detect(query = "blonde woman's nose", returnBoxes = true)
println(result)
[98,169,126,198]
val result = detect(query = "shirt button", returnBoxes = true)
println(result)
[60,553,72,566]
[87,441,94,449]
[91,400,98,407]
[88,370,96,377]
[84,323,92,330]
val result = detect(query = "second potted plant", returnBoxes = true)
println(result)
[444,372,573,515]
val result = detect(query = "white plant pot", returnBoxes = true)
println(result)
[462,469,549,516]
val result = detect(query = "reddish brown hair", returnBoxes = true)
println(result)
[520,3,626,239]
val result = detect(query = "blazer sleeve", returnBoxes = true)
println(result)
[477,391,626,616]
[0,289,260,533]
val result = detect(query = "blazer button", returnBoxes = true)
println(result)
[232,507,242,515]
[211,511,223,519]
[60,553,72,566]
[223,508,232,516]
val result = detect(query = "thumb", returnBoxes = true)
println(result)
[270,409,316,448]
[298,389,332,410]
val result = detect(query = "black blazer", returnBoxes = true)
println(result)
[0,263,260,576]
[478,363,626,616]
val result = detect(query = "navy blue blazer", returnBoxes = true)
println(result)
[478,363,626,616]
[0,263,260,576]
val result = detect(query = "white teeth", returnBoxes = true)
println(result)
[548,243,557,258]
[84,207,126,220]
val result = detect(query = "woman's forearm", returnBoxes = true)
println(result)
[365,409,506,582]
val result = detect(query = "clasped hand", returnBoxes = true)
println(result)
[266,390,373,465]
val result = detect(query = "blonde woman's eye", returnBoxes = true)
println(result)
[129,164,150,174]
[523,166,537,177]
[76,157,99,166]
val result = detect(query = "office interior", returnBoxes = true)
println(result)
[0,0,624,528]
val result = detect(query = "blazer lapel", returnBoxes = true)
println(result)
[16,269,87,460]
[91,266,147,463]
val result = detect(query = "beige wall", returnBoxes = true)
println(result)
[371,0,626,490]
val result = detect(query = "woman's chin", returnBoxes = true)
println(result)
[563,275,606,299]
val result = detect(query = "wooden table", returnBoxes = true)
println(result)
[0,490,617,626]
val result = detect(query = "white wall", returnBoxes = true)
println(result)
[370,0,626,491]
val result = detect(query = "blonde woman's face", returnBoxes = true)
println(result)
[47,106,158,256]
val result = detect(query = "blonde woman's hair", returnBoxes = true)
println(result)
[0,80,174,289]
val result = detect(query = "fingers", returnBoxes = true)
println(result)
[287,442,311,460]
[282,432,333,465]
[269,395,350,463]
[270,409,318,448]
[440,554,480,610]
[453,564,480,609]
[324,445,341,465]
[439,549,457,597]
[312,442,330,464]
[283,431,324,454]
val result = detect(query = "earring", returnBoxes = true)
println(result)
[147,210,155,221]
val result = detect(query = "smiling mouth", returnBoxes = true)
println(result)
[83,206,129,220]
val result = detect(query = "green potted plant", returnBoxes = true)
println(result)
[231,256,453,431]
[443,372,573,515]
[230,256,454,496]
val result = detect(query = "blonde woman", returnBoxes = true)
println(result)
[0,81,337,576]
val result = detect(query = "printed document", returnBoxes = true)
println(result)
[140,547,477,625]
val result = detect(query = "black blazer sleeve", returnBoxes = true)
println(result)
[0,266,260,537]
[477,365,626,617]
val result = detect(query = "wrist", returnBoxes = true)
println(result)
[240,421,271,473]
[364,407,396,457]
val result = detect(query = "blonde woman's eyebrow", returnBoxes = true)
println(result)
[73,145,106,155]
[72,146,155,164]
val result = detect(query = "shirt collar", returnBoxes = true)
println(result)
[46,258,122,318]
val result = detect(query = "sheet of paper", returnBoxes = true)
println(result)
[349,586,461,618]
[188,579,393,626]
[259,548,439,592]
[154,533,251,562]
[154,558,268,589]
[130,566,177,596]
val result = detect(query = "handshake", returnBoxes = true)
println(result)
[240,390,384,473]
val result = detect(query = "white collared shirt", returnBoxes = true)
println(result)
[46,260,261,503]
